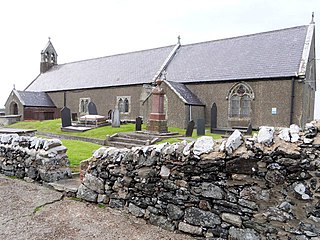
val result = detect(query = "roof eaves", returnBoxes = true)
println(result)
[298,23,315,77]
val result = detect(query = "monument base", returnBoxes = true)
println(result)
[147,119,168,133]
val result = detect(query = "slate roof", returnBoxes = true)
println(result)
[25,25,310,92]
[26,45,175,92]
[165,25,309,83]
[15,90,56,107]
[165,81,204,106]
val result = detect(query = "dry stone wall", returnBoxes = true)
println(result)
[0,134,71,182]
[78,120,320,239]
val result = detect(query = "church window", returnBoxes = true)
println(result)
[228,83,254,118]
[79,98,90,115]
[117,96,131,113]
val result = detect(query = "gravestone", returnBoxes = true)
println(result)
[210,103,217,132]
[247,122,252,135]
[112,108,120,128]
[61,107,71,127]
[185,120,195,137]
[135,116,142,131]
[197,119,205,136]
[88,102,98,115]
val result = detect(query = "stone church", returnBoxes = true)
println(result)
[5,20,316,129]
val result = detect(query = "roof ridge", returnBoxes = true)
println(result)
[180,25,308,48]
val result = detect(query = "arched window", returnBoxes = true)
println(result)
[117,96,131,113]
[124,98,129,112]
[228,83,254,118]
[79,98,90,115]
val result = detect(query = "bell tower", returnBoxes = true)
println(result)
[40,37,58,73]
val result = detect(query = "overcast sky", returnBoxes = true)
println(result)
[0,0,319,118]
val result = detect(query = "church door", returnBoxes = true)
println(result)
[210,102,217,132]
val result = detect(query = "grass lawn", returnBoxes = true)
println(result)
[61,139,102,172]
[7,119,138,139]
[7,119,223,171]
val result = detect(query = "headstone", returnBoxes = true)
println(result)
[135,116,142,131]
[185,120,195,137]
[247,122,252,135]
[112,108,120,128]
[210,103,217,132]
[197,119,205,136]
[88,102,98,115]
[61,107,71,127]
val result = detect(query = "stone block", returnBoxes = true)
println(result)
[193,136,214,155]
[77,184,98,202]
[109,199,125,208]
[178,222,202,236]
[221,213,242,227]
[257,126,274,145]
[83,173,105,194]
[166,204,184,220]
[128,203,145,217]
[228,227,260,240]
[184,207,221,227]
[200,182,225,199]
[38,168,71,182]
[149,214,175,231]
[224,130,243,154]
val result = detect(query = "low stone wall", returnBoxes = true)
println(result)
[0,134,71,182]
[78,121,320,239]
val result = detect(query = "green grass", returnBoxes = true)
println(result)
[61,139,102,172]
[7,119,138,140]
[7,119,224,171]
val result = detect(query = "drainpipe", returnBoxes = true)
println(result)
[189,105,192,121]
[290,77,295,125]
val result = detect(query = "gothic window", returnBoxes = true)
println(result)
[118,98,124,112]
[117,96,131,113]
[228,83,254,118]
[124,98,129,112]
[79,98,90,115]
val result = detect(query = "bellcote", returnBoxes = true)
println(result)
[40,38,58,73]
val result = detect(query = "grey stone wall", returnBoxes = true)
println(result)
[78,120,320,239]
[0,134,71,182]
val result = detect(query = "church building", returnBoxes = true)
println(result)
[5,19,316,129]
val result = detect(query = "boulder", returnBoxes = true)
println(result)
[193,136,214,155]
[224,130,243,154]
[257,126,274,145]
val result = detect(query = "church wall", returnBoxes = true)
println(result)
[4,92,24,119]
[162,83,189,129]
[47,85,143,121]
[186,79,294,129]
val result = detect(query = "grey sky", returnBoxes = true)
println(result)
[0,0,318,118]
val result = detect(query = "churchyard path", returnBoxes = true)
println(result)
[0,174,194,240]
